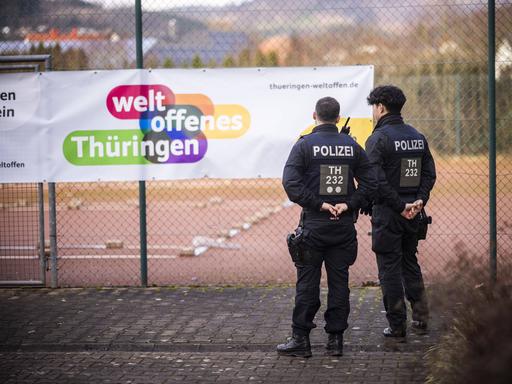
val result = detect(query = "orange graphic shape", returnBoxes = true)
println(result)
[174,94,214,116]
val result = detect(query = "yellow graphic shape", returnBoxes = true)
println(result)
[203,104,251,139]
[300,118,373,146]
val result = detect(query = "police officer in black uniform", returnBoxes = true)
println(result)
[364,85,436,338]
[277,97,377,357]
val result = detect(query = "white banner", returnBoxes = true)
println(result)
[0,66,373,183]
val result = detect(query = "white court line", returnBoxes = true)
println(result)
[126,245,183,250]
[0,255,178,260]
[1,244,184,251]
[60,245,183,250]
[0,256,39,259]
[60,245,106,250]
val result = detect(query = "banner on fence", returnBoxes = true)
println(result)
[0,66,373,182]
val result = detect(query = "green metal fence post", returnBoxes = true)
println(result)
[488,0,497,284]
[454,73,462,156]
[49,182,58,288]
[37,183,46,286]
[135,0,148,287]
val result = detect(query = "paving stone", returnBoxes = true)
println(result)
[0,287,440,383]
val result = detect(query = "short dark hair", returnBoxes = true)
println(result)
[367,85,406,113]
[315,97,340,123]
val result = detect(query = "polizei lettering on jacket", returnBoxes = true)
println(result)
[394,139,425,151]
[312,145,354,157]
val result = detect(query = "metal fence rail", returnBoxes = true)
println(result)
[1,0,510,287]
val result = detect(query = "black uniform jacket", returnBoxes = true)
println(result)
[365,113,436,213]
[282,123,377,215]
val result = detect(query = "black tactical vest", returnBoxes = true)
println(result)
[301,125,358,207]
[380,124,426,196]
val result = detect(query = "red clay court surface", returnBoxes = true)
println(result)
[1,157,511,287]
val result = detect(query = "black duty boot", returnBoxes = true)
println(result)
[325,333,343,356]
[383,326,406,338]
[276,333,312,358]
[411,320,428,334]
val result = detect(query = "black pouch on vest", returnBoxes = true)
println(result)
[417,208,432,240]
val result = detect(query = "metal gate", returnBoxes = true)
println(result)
[0,55,51,287]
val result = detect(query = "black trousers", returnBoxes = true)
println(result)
[371,204,429,330]
[291,221,357,336]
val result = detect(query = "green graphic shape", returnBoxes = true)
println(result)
[63,129,151,165]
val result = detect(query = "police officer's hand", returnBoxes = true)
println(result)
[401,203,418,220]
[334,203,348,216]
[321,202,338,217]
[413,199,424,211]
[405,200,424,219]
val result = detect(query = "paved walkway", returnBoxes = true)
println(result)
[0,287,442,383]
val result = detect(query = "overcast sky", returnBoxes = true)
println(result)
[85,0,250,10]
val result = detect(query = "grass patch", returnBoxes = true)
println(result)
[426,257,512,384]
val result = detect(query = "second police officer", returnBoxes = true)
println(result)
[278,97,377,357]
[364,85,436,339]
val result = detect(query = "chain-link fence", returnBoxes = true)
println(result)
[0,183,44,284]
[1,0,510,287]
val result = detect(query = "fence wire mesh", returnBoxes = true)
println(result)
[0,0,511,286]
[0,184,42,283]
[55,182,141,286]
